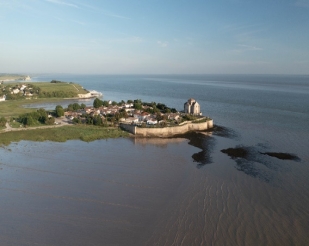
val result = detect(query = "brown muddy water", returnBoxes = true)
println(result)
[0,132,309,246]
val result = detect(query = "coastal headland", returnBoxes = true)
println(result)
[0,78,213,145]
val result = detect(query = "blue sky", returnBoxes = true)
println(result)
[1,0,309,74]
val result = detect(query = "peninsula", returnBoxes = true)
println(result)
[0,79,213,145]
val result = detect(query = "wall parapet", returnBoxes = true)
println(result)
[120,119,213,137]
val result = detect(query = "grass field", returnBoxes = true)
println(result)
[0,98,62,118]
[0,81,89,118]
[0,125,130,146]
[33,82,88,95]
[0,74,26,81]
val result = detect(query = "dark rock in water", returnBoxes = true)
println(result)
[221,147,249,159]
[173,131,215,167]
[220,145,276,182]
[260,152,301,161]
[221,144,302,183]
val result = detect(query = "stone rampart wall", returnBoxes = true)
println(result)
[120,123,136,134]
[120,119,213,137]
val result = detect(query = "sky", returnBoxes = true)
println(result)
[0,0,309,74]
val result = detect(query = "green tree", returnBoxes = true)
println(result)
[72,117,81,124]
[45,117,55,125]
[102,100,109,107]
[85,115,93,124]
[67,104,74,111]
[80,103,86,109]
[119,108,128,119]
[0,117,6,127]
[133,102,142,110]
[72,103,81,111]
[24,116,35,126]
[37,108,48,123]
[93,98,103,108]
[55,105,64,117]
[93,115,103,125]
[118,100,125,106]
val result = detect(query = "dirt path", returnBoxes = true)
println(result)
[71,84,79,92]
[0,117,72,133]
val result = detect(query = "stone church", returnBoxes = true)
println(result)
[184,98,201,115]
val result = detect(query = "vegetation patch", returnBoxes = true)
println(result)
[0,125,129,146]
[0,74,28,81]
[192,117,211,123]
[0,81,88,100]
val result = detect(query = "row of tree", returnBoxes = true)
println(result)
[93,98,177,114]
[18,108,55,126]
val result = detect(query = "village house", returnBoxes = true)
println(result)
[24,92,33,97]
[125,117,139,124]
[60,97,201,129]
[20,85,27,91]
[167,113,180,121]
[124,103,133,108]
[11,88,20,94]
[147,118,158,125]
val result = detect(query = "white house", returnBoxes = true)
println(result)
[134,112,150,122]
[0,95,6,102]
[147,118,158,125]
[12,89,20,94]
[20,85,27,91]
[125,117,139,124]
[167,113,180,121]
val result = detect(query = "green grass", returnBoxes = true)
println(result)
[0,98,62,118]
[9,121,22,128]
[0,125,129,146]
[33,82,88,95]
[192,117,210,123]
[0,74,26,81]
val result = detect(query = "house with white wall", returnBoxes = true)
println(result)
[0,95,5,102]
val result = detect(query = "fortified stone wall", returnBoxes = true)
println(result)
[120,119,213,137]
[120,123,136,134]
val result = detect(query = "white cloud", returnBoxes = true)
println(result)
[231,44,263,53]
[157,41,168,48]
[46,0,79,8]
[239,44,263,51]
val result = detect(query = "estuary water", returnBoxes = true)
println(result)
[1,74,309,245]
